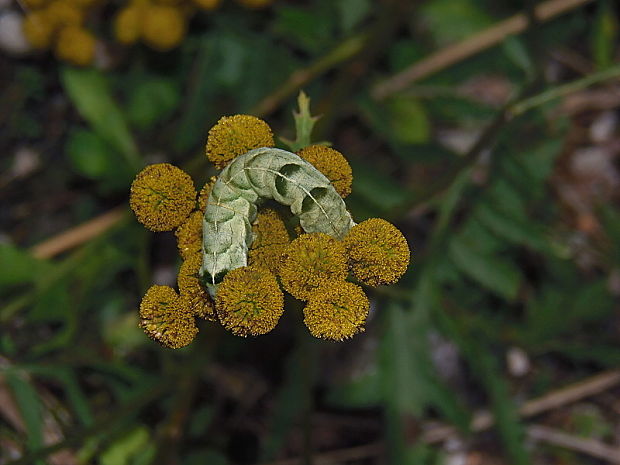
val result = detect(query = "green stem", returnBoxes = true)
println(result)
[510,64,620,116]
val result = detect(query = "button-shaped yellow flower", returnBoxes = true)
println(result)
[54,26,96,66]
[205,115,274,170]
[215,266,284,337]
[304,281,369,341]
[113,4,143,45]
[279,233,348,300]
[197,176,217,212]
[177,253,216,320]
[139,285,198,349]
[297,145,353,198]
[22,11,55,49]
[175,211,203,260]
[343,218,410,286]
[130,163,196,232]
[248,209,290,273]
[142,5,185,51]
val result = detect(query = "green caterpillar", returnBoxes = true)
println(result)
[200,147,356,296]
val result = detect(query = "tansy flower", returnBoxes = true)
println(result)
[215,266,284,337]
[175,211,203,260]
[304,281,369,341]
[130,163,196,232]
[113,4,142,45]
[205,115,274,170]
[45,0,84,29]
[142,5,186,51]
[297,145,353,198]
[54,26,96,66]
[343,218,410,286]
[177,253,216,320]
[248,209,290,273]
[197,176,217,212]
[139,285,198,348]
[22,11,55,49]
[279,233,347,300]
[235,0,274,8]
[191,0,221,10]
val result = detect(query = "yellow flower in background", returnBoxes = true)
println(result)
[304,281,369,341]
[215,266,284,336]
[139,285,198,348]
[235,0,273,8]
[205,115,274,169]
[54,26,96,66]
[176,211,203,260]
[190,0,221,10]
[141,5,186,51]
[130,163,196,232]
[344,218,410,286]
[297,145,353,198]
[113,4,143,44]
[279,233,348,300]
[45,0,84,28]
[248,209,290,273]
[178,253,216,320]
[22,11,55,49]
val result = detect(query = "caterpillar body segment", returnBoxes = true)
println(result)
[200,147,356,296]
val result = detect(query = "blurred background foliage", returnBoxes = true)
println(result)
[2,0,620,464]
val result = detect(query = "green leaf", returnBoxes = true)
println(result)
[337,0,371,33]
[449,233,522,301]
[387,97,430,145]
[592,0,618,69]
[66,129,115,179]
[0,243,49,287]
[61,67,140,171]
[100,426,155,465]
[280,91,323,152]
[420,0,492,45]
[5,372,44,451]
[126,77,180,131]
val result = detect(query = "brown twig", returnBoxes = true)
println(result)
[261,369,620,465]
[28,207,127,260]
[528,424,620,463]
[372,0,595,100]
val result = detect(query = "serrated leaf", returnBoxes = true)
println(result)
[449,234,521,300]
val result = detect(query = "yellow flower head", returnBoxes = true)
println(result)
[235,0,274,8]
[114,5,143,45]
[142,5,185,51]
[215,266,284,337]
[205,115,274,170]
[304,281,369,341]
[21,0,48,10]
[178,253,216,320]
[343,218,410,286]
[175,211,203,260]
[297,145,353,198]
[22,11,54,49]
[46,0,84,29]
[279,233,347,300]
[197,176,217,212]
[191,0,221,10]
[248,209,290,273]
[54,26,96,66]
[139,285,198,349]
[130,163,196,232]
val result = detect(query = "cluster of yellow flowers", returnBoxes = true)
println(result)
[130,114,410,348]
[21,0,98,66]
[19,0,274,65]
